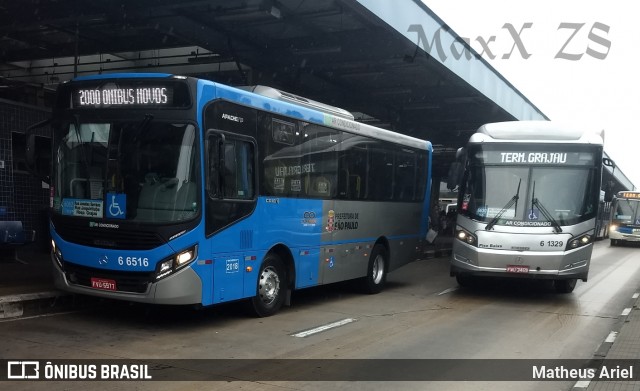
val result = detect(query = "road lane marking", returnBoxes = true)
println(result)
[605,331,618,343]
[574,379,591,388]
[291,318,357,338]
[437,287,459,296]
[621,308,632,316]
[633,293,639,299]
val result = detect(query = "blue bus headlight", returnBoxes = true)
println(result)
[455,228,477,246]
[609,224,618,232]
[155,245,198,281]
[567,233,592,250]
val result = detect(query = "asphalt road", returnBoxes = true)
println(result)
[2,240,640,391]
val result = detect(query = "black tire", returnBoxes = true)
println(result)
[456,274,473,287]
[555,279,577,294]
[362,244,387,294]
[249,255,286,317]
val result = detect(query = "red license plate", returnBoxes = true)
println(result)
[506,265,530,274]
[91,277,117,291]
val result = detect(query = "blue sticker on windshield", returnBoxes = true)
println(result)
[106,193,126,219]
[528,208,539,220]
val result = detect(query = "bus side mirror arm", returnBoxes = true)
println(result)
[447,147,466,190]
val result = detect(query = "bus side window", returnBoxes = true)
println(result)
[222,140,255,200]
[208,133,255,201]
[207,134,222,198]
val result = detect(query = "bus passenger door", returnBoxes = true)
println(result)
[205,130,257,303]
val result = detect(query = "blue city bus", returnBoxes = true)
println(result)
[33,73,432,316]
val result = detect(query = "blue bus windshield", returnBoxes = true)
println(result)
[52,120,200,223]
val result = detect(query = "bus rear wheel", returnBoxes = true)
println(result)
[555,279,577,294]
[362,244,387,294]
[250,255,286,317]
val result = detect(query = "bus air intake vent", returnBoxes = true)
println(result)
[240,230,253,249]
[63,262,153,294]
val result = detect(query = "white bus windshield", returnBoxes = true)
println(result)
[460,145,599,227]
[612,198,640,224]
[52,120,200,223]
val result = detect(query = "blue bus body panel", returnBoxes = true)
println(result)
[197,80,325,126]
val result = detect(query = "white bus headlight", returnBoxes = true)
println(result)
[455,228,477,246]
[155,245,198,281]
[567,233,592,250]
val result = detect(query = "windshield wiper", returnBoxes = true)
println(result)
[485,178,521,231]
[530,181,563,233]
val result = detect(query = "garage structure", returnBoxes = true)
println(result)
[0,0,632,244]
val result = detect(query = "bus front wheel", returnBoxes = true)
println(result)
[362,244,387,294]
[555,279,577,294]
[250,255,286,317]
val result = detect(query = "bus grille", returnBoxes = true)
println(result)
[55,225,164,250]
[63,262,153,294]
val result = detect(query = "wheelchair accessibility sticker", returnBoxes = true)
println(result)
[106,193,126,219]
[528,208,540,220]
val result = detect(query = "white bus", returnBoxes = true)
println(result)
[448,121,612,293]
[609,191,640,246]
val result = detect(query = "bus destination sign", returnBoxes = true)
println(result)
[620,192,640,199]
[477,151,595,166]
[72,85,175,108]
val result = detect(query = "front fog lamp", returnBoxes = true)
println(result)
[567,233,592,250]
[455,228,477,246]
[155,245,198,281]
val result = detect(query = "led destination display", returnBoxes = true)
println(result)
[74,87,172,107]
[68,81,191,109]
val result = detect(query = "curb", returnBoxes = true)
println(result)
[0,290,74,320]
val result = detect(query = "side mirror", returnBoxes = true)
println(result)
[603,157,615,168]
[26,133,52,185]
[447,147,466,190]
[26,133,37,171]
[447,162,462,190]
[604,181,614,203]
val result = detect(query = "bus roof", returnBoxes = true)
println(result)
[472,121,604,145]
[65,72,431,152]
[210,80,431,152]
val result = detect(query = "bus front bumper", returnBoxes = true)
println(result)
[52,253,203,305]
[609,230,640,242]
[450,242,591,281]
